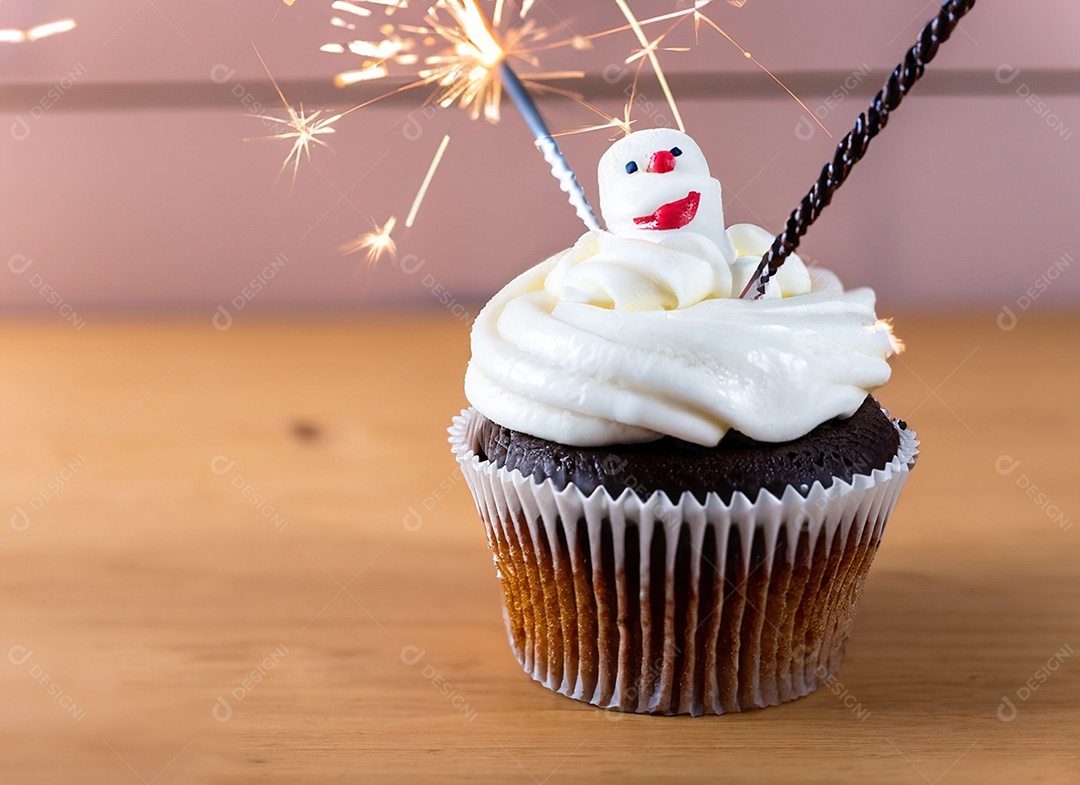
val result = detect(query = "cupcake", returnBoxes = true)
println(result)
[449,128,916,715]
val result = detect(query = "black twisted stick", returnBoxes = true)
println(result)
[739,0,977,299]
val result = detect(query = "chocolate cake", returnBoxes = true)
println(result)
[476,395,901,504]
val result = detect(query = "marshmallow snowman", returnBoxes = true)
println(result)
[596,128,811,299]
[598,128,737,264]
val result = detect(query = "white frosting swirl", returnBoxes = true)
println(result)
[464,129,898,448]
[465,254,896,447]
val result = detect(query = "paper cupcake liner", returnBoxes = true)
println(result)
[449,408,918,716]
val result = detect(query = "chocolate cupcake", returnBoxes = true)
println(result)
[450,129,916,715]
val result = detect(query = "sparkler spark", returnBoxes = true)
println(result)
[574,1,828,138]
[693,11,829,137]
[246,49,354,186]
[341,215,398,265]
[0,18,76,43]
[325,0,597,125]
[614,0,685,132]
[406,134,452,228]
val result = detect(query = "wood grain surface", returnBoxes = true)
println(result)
[1,313,1077,784]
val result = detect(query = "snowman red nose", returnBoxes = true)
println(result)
[648,149,676,174]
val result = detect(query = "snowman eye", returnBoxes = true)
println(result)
[625,160,638,174]
[670,147,682,157]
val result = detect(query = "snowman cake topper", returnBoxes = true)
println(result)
[599,129,732,255]
[546,127,810,306]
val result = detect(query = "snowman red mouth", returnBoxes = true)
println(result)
[632,191,701,230]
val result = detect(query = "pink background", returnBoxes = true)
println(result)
[1,0,1078,316]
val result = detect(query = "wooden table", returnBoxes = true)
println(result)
[1,313,1077,784]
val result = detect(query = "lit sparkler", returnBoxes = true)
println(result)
[265,0,819,267]
[325,0,601,230]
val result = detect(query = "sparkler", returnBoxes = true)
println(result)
[326,0,600,231]
[266,0,819,265]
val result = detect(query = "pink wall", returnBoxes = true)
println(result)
[1,0,1078,316]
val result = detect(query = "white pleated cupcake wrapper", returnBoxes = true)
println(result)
[449,407,918,715]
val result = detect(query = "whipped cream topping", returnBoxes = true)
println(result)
[464,129,898,447]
